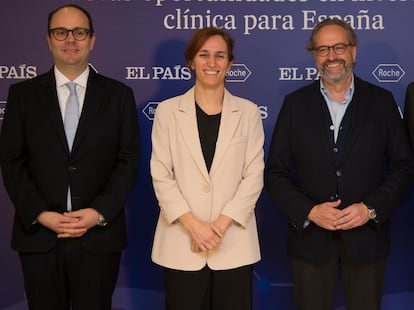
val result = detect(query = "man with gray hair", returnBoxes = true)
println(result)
[265,18,414,310]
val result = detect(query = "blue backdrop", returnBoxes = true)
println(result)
[1,0,414,309]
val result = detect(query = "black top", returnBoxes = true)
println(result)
[196,103,221,172]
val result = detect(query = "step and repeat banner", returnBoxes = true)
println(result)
[1,0,414,309]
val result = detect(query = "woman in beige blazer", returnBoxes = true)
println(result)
[150,27,264,310]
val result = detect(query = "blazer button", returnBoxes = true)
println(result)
[68,166,76,172]
[329,194,339,201]
[336,170,342,177]
[203,185,210,193]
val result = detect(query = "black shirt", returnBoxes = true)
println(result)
[195,103,221,172]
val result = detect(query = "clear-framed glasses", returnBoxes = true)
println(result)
[313,43,352,57]
[49,27,91,41]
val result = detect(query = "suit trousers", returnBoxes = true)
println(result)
[19,238,121,310]
[164,264,253,310]
[291,232,386,310]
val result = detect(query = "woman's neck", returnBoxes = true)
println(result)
[194,85,224,115]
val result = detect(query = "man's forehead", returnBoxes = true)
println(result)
[50,7,88,26]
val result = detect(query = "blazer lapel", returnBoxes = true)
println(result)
[339,78,370,165]
[174,88,210,182]
[210,89,241,176]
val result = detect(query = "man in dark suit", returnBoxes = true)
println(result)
[0,4,140,310]
[265,18,413,310]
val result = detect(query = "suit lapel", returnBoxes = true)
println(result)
[340,79,370,164]
[37,70,69,152]
[70,70,104,154]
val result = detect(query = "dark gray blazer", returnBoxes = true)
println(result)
[265,76,414,262]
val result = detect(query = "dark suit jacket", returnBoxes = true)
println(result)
[0,67,141,254]
[404,82,414,149]
[265,76,414,263]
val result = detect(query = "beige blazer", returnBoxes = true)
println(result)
[150,87,264,271]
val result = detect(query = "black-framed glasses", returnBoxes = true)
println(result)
[49,27,91,41]
[313,43,352,57]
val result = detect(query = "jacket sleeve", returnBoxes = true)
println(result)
[363,89,414,224]
[220,105,265,227]
[0,84,49,231]
[150,100,193,224]
[264,96,316,232]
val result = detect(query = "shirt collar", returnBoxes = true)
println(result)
[54,66,90,89]
[320,75,354,104]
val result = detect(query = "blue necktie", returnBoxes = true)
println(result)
[64,82,79,152]
[64,82,79,211]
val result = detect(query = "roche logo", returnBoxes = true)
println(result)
[372,64,405,83]
[226,64,251,82]
[142,101,159,121]
[0,101,6,120]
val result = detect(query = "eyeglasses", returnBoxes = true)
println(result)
[49,27,91,41]
[312,43,352,57]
